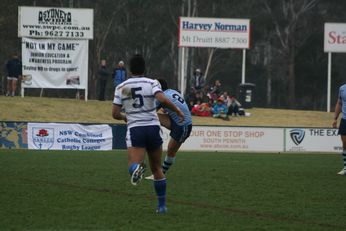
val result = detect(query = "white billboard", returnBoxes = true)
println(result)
[179,17,250,49]
[324,23,346,52]
[28,123,113,150]
[162,126,284,152]
[18,6,93,39]
[161,126,341,153]
[21,37,88,89]
[285,128,341,153]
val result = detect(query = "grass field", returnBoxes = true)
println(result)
[0,96,342,230]
[1,149,346,231]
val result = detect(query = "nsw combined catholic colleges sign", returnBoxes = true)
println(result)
[179,17,250,49]
[28,123,113,151]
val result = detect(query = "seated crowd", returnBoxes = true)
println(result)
[187,79,243,120]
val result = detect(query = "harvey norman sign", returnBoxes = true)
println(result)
[179,17,250,49]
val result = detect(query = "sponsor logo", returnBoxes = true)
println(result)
[38,9,72,25]
[290,129,305,145]
[32,128,54,149]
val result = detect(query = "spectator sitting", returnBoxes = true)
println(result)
[201,84,210,99]
[209,79,222,101]
[191,100,212,117]
[188,99,195,111]
[228,95,242,116]
[187,91,206,110]
[212,97,229,120]
[221,91,231,107]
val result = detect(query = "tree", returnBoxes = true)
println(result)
[86,0,125,99]
[2,0,345,110]
[262,0,319,108]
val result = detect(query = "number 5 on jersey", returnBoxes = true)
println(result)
[131,87,144,108]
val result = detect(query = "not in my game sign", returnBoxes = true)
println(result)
[21,37,88,89]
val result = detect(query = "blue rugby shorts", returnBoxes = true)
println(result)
[338,118,346,136]
[170,118,192,143]
[126,125,163,150]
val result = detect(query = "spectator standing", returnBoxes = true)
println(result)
[6,53,22,97]
[190,68,205,94]
[113,60,127,88]
[97,59,111,101]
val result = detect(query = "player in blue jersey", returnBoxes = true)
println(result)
[333,83,346,176]
[145,78,192,180]
[112,55,184,213]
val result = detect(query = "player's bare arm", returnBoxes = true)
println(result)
[333,99,342,128]
[112,104,127,122]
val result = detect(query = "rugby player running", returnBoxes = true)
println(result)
[112,55,184,213]
[333,83,346,176]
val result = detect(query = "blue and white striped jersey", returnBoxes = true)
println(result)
[157,89,192,126]
[113,77,162,128]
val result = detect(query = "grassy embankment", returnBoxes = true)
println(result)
[0,96,335,127]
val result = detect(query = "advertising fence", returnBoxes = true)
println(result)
[285,128,340,152]
[0,122,28,149]
[0,122,341,153]
[162,126,284,152]
[27,123,112,150]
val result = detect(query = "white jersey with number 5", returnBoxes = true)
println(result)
[113,77,162,128]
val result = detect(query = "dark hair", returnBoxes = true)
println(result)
[130,54,145,75]
[157,78,168,91]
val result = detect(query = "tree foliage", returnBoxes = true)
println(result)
[0,0,345,110]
